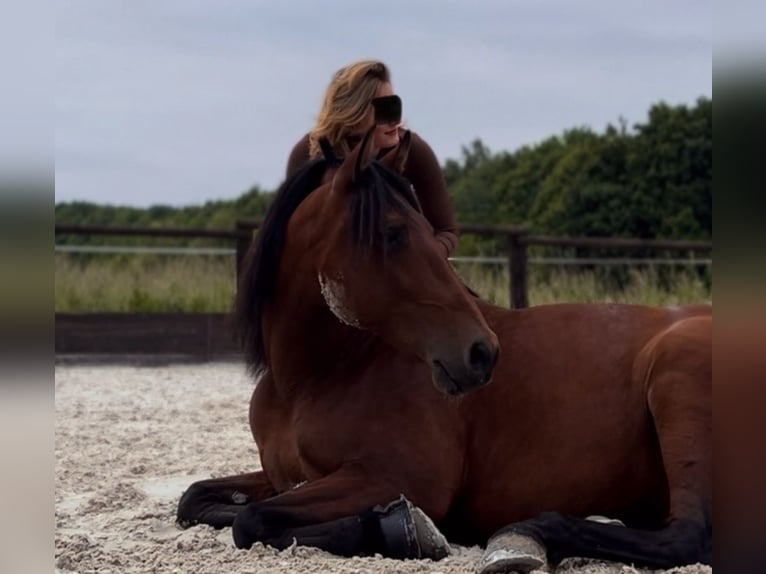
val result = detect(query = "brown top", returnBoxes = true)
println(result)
[286,131,458,255]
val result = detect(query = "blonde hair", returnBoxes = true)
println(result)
[309,60,391,158]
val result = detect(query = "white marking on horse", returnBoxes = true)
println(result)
[318,273,361,328]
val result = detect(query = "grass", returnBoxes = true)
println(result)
[451,262,712,308]
[55,254,712,313]
[55,254,236,312]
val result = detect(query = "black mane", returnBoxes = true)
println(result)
[234,158,421,376]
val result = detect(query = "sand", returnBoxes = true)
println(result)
[54,362,711,574]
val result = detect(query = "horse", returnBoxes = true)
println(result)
[177,128,712,572]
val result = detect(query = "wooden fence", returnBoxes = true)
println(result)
[55,222,712,358]
[55,222,255,280]
[55,221,712,309]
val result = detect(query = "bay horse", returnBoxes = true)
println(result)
[177,128,712,571]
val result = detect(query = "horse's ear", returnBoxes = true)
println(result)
[380,129,411,174]
[333,126,378,194]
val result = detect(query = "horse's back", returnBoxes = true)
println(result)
[478,301,710,371]
[455,301,711,538]
[475,299,711,425]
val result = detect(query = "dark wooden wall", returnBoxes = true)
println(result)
[55,313,242,361]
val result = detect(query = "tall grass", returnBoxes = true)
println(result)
[55,254,712,313]
[55,254,235,312]
[452,262,712,308]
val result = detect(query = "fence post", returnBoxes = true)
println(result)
[508,230,529,309]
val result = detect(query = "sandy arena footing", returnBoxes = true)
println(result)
[55,363,712,574]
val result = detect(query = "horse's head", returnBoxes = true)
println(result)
[299,129,499,395]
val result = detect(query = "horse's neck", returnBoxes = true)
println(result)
[263,285,375,395]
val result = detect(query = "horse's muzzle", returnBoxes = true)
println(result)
[431,339,499,396]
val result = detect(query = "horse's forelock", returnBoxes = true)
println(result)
[348,161,422,252]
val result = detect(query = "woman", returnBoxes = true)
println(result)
[286,60,458,256]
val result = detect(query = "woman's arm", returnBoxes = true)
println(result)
[404,132,459,256]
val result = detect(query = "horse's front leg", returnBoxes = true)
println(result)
[177,470,277,529]
[231,465,451,560]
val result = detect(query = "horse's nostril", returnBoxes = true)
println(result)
[469,341,496,377]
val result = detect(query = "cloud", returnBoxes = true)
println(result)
[55,1,711,207]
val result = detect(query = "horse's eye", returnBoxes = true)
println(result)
[383,225,408,253]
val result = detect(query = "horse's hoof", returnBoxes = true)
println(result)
[408,501,452,560]
[377,495,451,560]
[478,532,547,574]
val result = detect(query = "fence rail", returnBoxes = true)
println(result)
[55,221,712,309]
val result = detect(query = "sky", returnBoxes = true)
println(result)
[55,1,712,207]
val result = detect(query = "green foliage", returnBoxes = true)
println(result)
[55,185,273,247]
[445,98,712,256]
[54,98,711,309]
[55,99,711,252]
[56,254,711,313]
[452,262,711,309]
[55,254,235,312]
